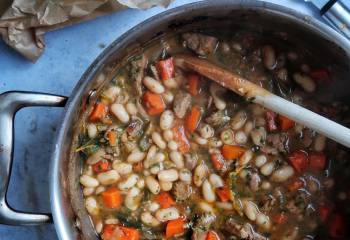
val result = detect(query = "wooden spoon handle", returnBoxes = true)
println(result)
[174,54,350,148]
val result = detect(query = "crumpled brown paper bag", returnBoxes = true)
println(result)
[0,0,172,62]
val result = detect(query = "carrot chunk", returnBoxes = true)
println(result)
[143,91,165,115]
[185,105,202,133]
[216,186,231,202]
[318,203,333,223]
[287,179,304,192]
[119,226,140,240]
[278,115,295,131]
[172,125,190,154]
[107,131,118,146]
[210,153,226,171]
[102,224,118,240]
[166,218,185,238]
[102,225,140,240]
[221,145,246,160]
[156,192,175,209]
[309,152,327,172]
[288,150,308,173]
[89,102,107,122]
[102,187,123,209]
[328,213,346,238]
[310,68,330,82]
[273,213,288,224]
[92,160,110,173]
[187,73,200,96]
[156,57,174,81]
[206,231,220,240]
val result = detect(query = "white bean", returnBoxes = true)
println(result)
[210,83,226,110]
[199,124,215,139]
[167,141,178,151]
[263,45,276,70]
[239,150,253,166]
[95,186,106,195]
[152,132,166,149]
[136,178,145,189]
[80,175,99,188]
[145,152,165,169]
[126,102,138,115]
[103,86,120,102]
[244,121,254,135]
[243,200,259,221]
[113,162,132,175]
[87,123,98,138]
[231,111,247,130]
[169,151,184,169]
[255,155,267,168]
[127,151,146,163]
[163,78,179,89]
[143,76,165,94]
[105,218,119,225]
[97,170,120,185]
[198,201,215,214]
[179,169,192,183]
[215,202,233,210]
[95,221,103,234]
[160,181,173,191]
[86,148,106,165]
[220,129,235,145]
[271,165,294,182]
[158,169,179,182]
[208,138,223,148]
[209,174,224,188]
[155,207,180,222]
[314,134,326,152]
[83,187,95,196]
[150,162,164,175]
[235,130,247,144]
[141,211,161,227]
[148,202,160,212]
[260,162,275,176]
[163,130,174,142]
[118,174,139,190]
[162,91,174,104]
[110,103,130,124]
[125,187,141,211]
[202,180,216,203]
[194,134,208,145]
[251,127,266,146]
[293,73,316,93]
[160,110,174,130]
[261,181,271,190]
[194,164,208,187]
[256,213,271,230]
[146,176,161,194]
[85,196,99,216]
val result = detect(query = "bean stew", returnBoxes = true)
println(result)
[77,32,350,240]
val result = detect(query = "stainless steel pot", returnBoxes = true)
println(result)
[1,1,350,239]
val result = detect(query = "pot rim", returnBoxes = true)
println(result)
[50,1,350,239]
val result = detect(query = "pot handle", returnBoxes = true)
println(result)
[0,91,67,225]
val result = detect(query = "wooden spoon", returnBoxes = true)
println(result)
[174,54,350,148]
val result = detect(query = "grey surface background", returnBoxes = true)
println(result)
[0,0,335,239]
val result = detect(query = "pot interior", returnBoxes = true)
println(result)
[53,2,350,239]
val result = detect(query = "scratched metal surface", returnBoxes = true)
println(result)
[0,1,325,239]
